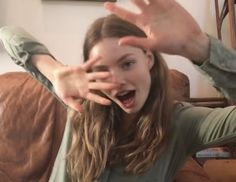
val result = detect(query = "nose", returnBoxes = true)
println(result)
[109,69,126,85]
[107,70,126,97]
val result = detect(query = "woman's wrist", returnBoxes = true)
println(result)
[183,33,210,65]
[31,54,65,83]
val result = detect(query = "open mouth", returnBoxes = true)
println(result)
[116,90,136,108]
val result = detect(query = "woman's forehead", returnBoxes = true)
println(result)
[89,38,120,57]
[89,38,143,64]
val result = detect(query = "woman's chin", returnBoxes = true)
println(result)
[120,104,142,114]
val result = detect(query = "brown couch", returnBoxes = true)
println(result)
[0,70,211,182]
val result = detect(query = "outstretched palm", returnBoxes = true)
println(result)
[53,57,118,112]
[105,0,209,61]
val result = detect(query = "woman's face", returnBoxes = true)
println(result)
[90,38,154,114]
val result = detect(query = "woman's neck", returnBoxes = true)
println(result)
[118,113,138,137]
[123,112,137,123]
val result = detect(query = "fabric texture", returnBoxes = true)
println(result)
[0,72,67,181]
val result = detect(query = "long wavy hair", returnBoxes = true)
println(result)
[67,15,173,182]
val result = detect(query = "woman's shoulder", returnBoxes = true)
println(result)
[171,101,210,132]
[173,101,194,115]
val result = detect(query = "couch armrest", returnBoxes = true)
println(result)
[186,97,229,108]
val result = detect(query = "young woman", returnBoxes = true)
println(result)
[1,0,236,182]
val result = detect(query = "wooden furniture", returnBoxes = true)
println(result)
[215,0,236,49]
[187,97,229,108]
[214,0,236,160]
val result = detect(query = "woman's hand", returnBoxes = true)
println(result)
[104,0,210,63]
[52,57,117,112]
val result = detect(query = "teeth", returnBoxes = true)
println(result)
[117,91,129,96]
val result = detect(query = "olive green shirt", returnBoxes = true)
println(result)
[1,27,236,182]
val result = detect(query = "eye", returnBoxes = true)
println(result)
[121,60,136,70]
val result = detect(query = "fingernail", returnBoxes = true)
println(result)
[118,40,123,46]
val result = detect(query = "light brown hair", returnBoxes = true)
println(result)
[67,14,173,182]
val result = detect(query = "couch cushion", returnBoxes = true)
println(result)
[0,72,67,182]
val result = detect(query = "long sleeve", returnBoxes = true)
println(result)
[0,26,66,107]
[174,36,236,155]
[174,102,236,154]
[197,35,236,100]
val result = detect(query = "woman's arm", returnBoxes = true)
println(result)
[105,0,236,100]
[0,26,65,83]
[197,36,236,100]
[0,26,62,101]
[174,102,236,155]
[31,55,64,83]
[0,26,116,111]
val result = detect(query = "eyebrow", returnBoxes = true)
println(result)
[116,53,133,64]
[92,53,133,72]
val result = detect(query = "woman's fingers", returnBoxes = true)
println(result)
[64,92,111,110]
[81,56,100,71]
[54,56,100,79]
[132,0,147,10]
[86,92,112,105]
[104,2,138,23]
[65,90,112,108]
[88,82,119,90]
[86,71,111,81]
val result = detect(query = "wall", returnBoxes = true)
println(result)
[0,0,231,97]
